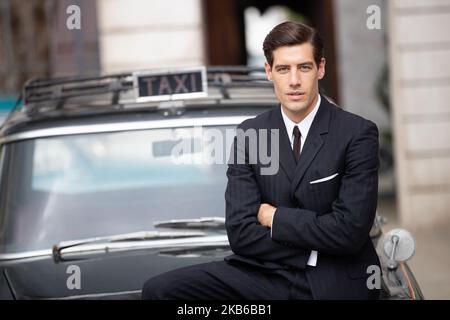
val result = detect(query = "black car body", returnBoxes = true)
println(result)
[0,67,423,299]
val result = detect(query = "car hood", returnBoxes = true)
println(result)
[1,247,229,300]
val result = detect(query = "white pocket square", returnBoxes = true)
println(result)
[309,173,339,184]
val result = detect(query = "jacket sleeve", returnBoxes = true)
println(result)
[225,124,311,268]
[271,120,379,256]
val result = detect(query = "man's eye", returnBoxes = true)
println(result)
[300,65,312,71]
[277,67,289,73]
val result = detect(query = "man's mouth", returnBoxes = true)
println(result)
[287,92,305,100]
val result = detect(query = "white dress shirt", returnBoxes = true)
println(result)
[275,94,321,267]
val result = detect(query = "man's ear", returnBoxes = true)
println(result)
[264,62,273,81]
[318,58,326,80]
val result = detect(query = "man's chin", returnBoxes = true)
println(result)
[283,103,308,114]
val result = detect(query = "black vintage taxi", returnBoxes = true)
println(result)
[0,67,423,299]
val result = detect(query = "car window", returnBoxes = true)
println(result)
[0,125,235,254]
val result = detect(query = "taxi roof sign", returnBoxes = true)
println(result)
[133,67,207,102]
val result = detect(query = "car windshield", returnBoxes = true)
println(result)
[0,125,236,254]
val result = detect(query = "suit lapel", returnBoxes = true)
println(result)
[290,96,332,198]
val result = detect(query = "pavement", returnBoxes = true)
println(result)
[378,196,450,300]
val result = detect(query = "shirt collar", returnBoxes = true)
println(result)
[280,94,321,144]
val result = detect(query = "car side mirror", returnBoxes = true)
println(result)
[382,228,416,270]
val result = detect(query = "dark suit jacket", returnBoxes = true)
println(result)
[224,95,381,299]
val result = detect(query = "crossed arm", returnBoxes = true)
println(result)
[225,120,379,265]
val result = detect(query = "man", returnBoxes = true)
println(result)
[142,21,380,300]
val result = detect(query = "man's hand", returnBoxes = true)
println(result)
[257,203,277,228]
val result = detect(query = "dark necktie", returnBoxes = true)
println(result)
[293,126,301,162]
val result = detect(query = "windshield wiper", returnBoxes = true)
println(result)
[158,243,231,258]
[52,230,205,262]
[153,217,225,230]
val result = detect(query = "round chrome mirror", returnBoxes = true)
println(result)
[383,228,416,269]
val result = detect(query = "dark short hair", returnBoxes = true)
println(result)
[263,21,324,68]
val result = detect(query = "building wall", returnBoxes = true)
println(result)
[51,0,100,76]
[97,0,206,73]
[333,0,390,132]
[0,0,51,93]
[388,0,450,229]
[333,0,395,196]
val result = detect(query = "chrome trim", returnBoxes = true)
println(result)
[59,235,229,256]
[0,116,252,145]
[153,216,225,229]
[0,235,230,261]
[0,249,53,260]
[47,290,142,300]
[54,230,207,251]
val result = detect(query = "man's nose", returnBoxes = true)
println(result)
[289,70,301,87]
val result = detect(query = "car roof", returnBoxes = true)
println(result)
[0,66,279,143]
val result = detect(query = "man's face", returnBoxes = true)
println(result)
[264,43,325,123]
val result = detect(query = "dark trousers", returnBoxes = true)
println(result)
[142,260,312,300]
